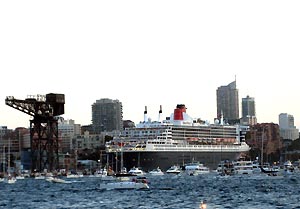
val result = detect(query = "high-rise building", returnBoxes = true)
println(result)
[242,95,255,117]
[279,113,295,129]
[92,98,123,133]
[216,79,239,124]
[241,95,257,125]
[279,113,299,140]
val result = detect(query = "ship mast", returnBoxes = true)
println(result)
[120,139,123,172]
[261,127,264,166]
[7,138,11,177]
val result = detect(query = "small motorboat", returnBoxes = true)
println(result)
[4,175,17,184]
[128,167,145,176]
[149,167,164,176]
[166,165,181,174]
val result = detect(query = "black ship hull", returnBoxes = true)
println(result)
[110,151,243,172]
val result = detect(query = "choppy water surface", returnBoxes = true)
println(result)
[1,174,300,209]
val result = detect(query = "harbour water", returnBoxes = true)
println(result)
[1,173,300,209]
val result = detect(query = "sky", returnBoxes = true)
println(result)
[1,1,300,130]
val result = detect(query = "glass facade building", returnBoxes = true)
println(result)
[216,80,239,124]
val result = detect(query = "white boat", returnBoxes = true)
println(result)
[35,176,46,180]
[260,163,280,174]
[91,169,107,177]
[34,173,46,180]
[283,160,295,174]
[101,176,149,190]
[184,162,210,176]
[16,175,25,180]
[93,169,115,181]
[67,173,83,178]
[128,167,145,176]
[4,175,17,184]
[149,167,164,176]
[46,176,71,184]
[106,104,250,172]
[99,175,116,181]
[252,161,262,174]
[233,159,255,175]
[166,165,181,174]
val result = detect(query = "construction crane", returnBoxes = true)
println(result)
[5,93,65,172]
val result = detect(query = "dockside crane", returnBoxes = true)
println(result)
[5,93,65,172]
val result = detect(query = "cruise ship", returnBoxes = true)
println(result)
[105,104,250,172]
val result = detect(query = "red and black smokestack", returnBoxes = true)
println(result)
[173,104,186,120]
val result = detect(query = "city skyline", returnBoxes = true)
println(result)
[1,1,300,130]
[0,85,299,130]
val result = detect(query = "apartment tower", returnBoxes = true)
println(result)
[92,98,123,133]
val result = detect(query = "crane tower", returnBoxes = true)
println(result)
[5,93,65,172]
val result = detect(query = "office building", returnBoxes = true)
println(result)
[216,79,239,124]
[241,95,257,125]
[279,113,299,140]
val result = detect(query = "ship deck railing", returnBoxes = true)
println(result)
[148,145,247,152]
[107,143,250,152]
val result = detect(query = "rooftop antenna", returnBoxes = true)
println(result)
[235,75,237,87]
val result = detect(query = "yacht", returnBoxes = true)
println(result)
[166,165,182,174]
[184,162,210,176]
[233,159,255,175]
[149,167,164,176]
[128,167,145,176]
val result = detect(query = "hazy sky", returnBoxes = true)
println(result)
[1,1,300,130]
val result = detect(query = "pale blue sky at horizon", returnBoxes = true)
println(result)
[1,1,300,130]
